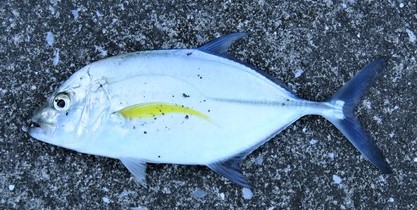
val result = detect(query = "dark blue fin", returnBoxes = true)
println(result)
[198,32,247,56]
[208,152,251,188]
[120,158,148,187]
[325,58,392,173]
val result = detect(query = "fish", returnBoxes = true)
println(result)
[29,33,392,188]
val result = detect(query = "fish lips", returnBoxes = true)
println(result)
[29,108,57,142]
[29,126,53,141]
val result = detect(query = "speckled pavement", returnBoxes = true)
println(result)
[1,1,416,209]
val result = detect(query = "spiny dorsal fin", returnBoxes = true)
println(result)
[207,152,251,188]
[120,158,147,187]
[198,32,247,56]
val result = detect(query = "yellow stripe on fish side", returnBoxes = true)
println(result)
[118,103,209,120]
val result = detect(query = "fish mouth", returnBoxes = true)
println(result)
[28,119,55,141]
[29,126,51,139]
[28,105,59,142]
[31,120,55,129]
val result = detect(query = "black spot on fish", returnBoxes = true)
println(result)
[172,95,175,98]
[65,112,69,116]
[187,52,192,56]
[197,74,202,79]
[133,126,136,129]
[185,115,189,119]
[182,93,190,98]
[158,155,161,158]
[282,103,285,106]
[144,131,147,134]
[208,109,211,112]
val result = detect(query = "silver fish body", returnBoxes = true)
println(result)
[29,33,391,187]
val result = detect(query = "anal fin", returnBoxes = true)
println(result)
[208,152,251,188]
[120,158,147,187]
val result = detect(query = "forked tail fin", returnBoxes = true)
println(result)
[324,58,392,173]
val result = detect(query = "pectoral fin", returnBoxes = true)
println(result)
[120,158,147,187]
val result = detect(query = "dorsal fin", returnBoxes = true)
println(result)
[198,32,247,56]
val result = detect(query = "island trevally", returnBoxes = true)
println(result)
[29,33,391,188]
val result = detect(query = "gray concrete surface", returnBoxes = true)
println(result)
[1,0,416,209]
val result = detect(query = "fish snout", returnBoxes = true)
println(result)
[30,107,58,129]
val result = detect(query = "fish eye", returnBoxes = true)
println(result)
[53,92,71,111]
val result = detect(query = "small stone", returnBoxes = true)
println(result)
[53,49,60,66]
[118,190,135,199]
[242,187,253,200]
[102,197,111,204]
[255,154,264,165]
[191,188,207,199]
[21,126,28,133]
[131,207,148,210]
[71,8,80,20]
[294,69,304,78]
[46,31,54,46]
[8,185,15,191]
[333,175,342,184]
[310,139,318,145]
[219,192,225,200]
[406,29,416,43]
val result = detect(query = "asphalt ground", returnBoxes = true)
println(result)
[1,1,416,209]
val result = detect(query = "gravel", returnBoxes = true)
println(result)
[1,1,416,209]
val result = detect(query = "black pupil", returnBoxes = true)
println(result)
[56,99,66,108]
